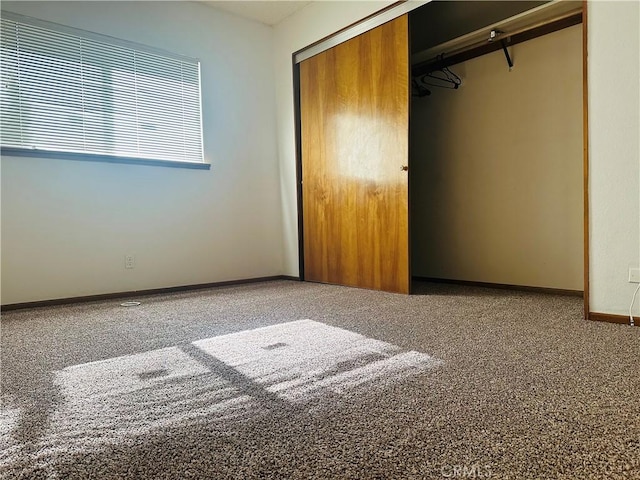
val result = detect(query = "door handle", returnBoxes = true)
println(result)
[401,165,408,171]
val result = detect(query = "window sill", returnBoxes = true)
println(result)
[1,147,211,170]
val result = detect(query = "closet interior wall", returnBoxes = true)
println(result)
[409,13,584,291]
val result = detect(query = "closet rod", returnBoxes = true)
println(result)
[412,11,582,77]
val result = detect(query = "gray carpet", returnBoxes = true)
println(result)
[1,280,639,479]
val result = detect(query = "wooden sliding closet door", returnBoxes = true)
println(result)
[300,16,410,294]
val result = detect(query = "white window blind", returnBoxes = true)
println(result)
[1,13,204,164]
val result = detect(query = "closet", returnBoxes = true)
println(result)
[296,0,585,296]
[300,17,410,293]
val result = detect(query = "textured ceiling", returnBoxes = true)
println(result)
[200,1,311,26]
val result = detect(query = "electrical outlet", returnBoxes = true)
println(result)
[629,267,640,283]
[125,255,135,269]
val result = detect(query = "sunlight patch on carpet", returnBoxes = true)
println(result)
[1,319,441,470]
[193,320,441,400]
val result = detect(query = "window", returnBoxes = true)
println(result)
[1,12,205,166]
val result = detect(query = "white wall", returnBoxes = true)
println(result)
[588,0,640,316]
[0,1,284,304]
[274,1,640,317]
[411,25,584,291]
